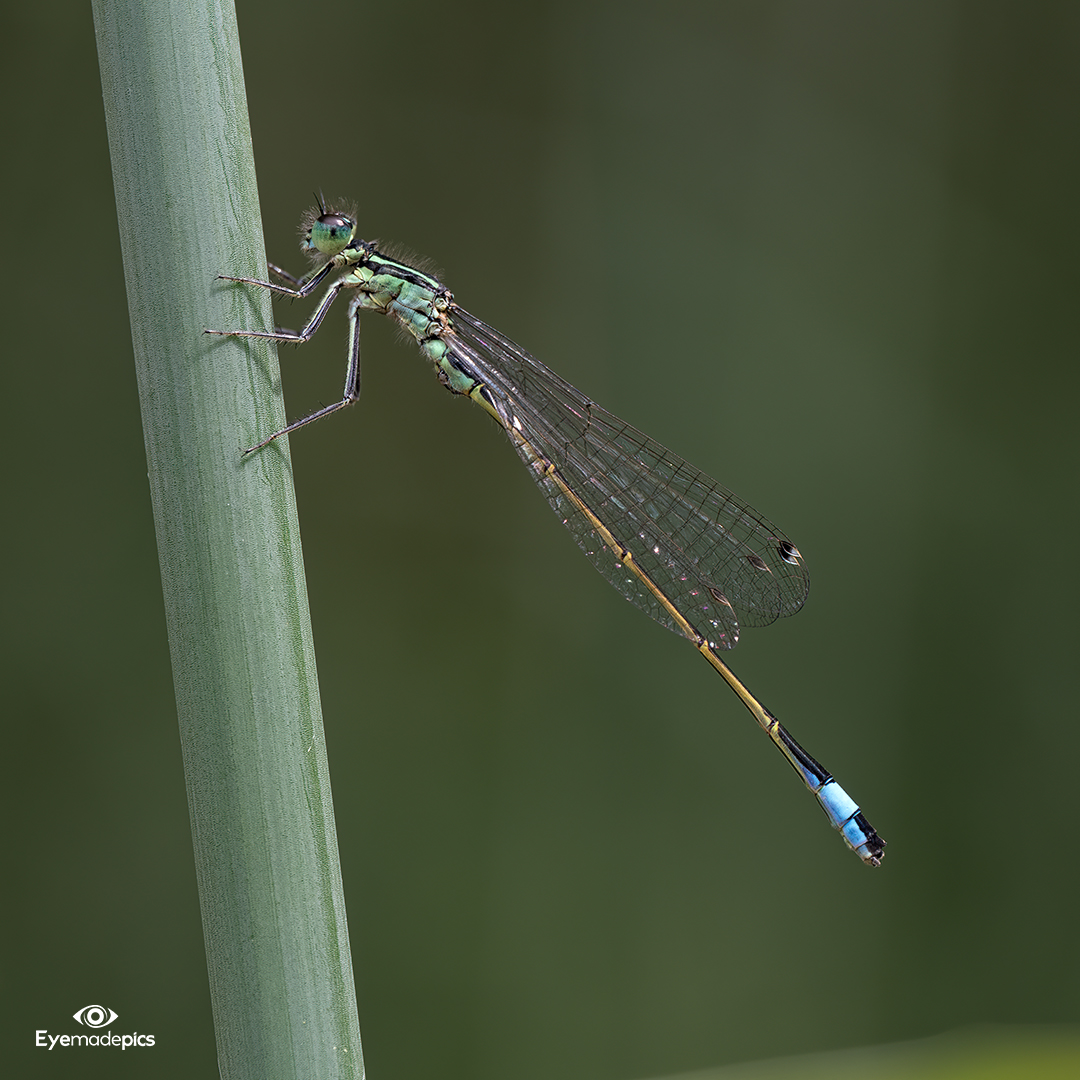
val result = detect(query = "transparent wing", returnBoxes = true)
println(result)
[447,307,809,649]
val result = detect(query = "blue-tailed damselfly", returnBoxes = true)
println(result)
[207,203,885,866]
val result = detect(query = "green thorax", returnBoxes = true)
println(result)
[341,242,451,346]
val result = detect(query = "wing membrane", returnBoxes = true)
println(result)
[448,308,809,649]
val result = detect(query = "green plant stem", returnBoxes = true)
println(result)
[91,1,363,1076]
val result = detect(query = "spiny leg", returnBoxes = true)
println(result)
[206,265,367,452]
[267,262,307,288]
[206,273,355,348]
[216,257,337,301]
[239,296,365,454]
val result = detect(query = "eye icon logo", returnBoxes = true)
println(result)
[72,1005,119,1029]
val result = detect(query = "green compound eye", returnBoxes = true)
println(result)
[307,213,355,256]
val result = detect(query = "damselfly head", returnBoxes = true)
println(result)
[303,211,356,258]
[300,198,358,260]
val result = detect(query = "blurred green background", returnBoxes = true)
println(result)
[5,1,1079,1077]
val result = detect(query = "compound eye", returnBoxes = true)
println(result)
[307,213,355,256]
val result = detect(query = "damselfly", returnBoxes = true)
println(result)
[207,203,885,866]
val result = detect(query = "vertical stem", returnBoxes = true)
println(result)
[91,1,363,1077]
